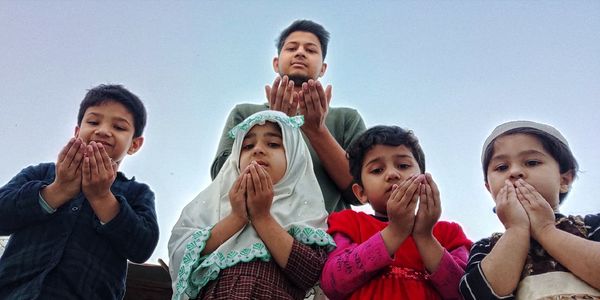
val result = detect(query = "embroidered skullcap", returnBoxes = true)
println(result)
[481,120,569,164]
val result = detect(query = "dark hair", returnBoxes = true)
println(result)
[77,84,147,138]
[347,125,426,185]
[276,19,330,60]
[482,127,578,203]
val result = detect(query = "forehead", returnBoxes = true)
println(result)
[492,133,547,157]
[363,144,415,163]
[84,100,134,122]
[284,31,321,48]
[245,121,282,137]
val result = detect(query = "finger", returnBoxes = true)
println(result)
[71,141,86,169]
[246,173,255,196]
[418,184,428,212]
[315,81,328,111]
[92,143,106,174]
[425,173,440,208]
[97,143,112,172]
[281,79,294,115]
[275,76,288,110]
[249,163,262,192]
[82,156,91,183]
[290,91,300,115]
[325,84,332,105]
[302,82,314,114]
[309,80,322,112]
[87,144,99,176]
[403,175,423,207]
[65,139,84,169]
[517,179,546,203]
[265,85,271,103]
[298,90,306,115]
[58,138,76,163]
[269,76,281,107]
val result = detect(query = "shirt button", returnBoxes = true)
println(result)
[71,206,79,212]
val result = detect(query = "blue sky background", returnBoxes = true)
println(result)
[1,1,598,263]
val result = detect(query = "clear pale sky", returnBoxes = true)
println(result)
[1,1,598,264]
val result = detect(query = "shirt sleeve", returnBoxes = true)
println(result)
[429,246,469,300]
[585,213,600,241]
[460,237,514,300]
[211,106,244,180]
[282,239,329,292]
[0,164,55,234]
[94,182,159,263]
[320,232,392,300]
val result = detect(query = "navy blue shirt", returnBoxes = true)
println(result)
[0,163,159,299]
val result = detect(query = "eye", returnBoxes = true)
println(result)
[86,120,99,125]
[113,125,126,131]
[526,160,541,167]
[285,46,297,51]
[494,164,508,172]
[268,142,281,148]
[398,163,411,169]
[370,168,383,174]
[242,144,253,150]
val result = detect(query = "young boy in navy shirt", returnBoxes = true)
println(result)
[0,84,159,299]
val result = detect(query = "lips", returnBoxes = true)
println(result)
[92,140,112,147]
[291,61,307,68]
[255,160,269,167]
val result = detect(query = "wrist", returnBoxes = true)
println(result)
[301,125,329,139]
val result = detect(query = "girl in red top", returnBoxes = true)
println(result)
[321,125,472,300]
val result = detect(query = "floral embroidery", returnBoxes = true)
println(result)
[172,224,335,299]
[228,113,304,139]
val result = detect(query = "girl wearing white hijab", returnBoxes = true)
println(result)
[169,111,335,300]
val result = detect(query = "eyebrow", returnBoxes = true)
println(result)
[364,154,413,167]
[491,149,547,161]
[85,112,132,125]
[242,131,282,141]
[284,41,319,48]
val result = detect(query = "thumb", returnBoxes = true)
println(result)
[325,85,333,104]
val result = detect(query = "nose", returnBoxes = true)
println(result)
[294,47,307,58]
[252,143,266,156]
[509,165,525,180]
[384,168,401,182]
[94,124,112,137]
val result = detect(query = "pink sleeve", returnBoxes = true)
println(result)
[428,246,469,300]
[320,232,392,300]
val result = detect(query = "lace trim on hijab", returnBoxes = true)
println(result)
[174,225,335,299]
[228,114,304,139]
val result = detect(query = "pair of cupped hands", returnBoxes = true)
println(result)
[228,161,273,223]
[50,137,117,204]
[386,173,444,239]
[495,179,557,241]
[265,75,331,134]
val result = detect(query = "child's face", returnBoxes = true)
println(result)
[239,122,287,184]
[273,31,327,81]
[353,144,422,215]
[485,133,572,209]
[75,100,143,164]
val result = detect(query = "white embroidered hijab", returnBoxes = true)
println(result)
[168,110,335,300]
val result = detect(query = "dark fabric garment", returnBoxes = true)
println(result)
[0,162,159,300]
[198,240,328,300]
[460,213,600,300]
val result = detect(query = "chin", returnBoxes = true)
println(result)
[286,74,311,86]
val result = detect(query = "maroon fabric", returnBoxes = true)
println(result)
[198,240,328,300]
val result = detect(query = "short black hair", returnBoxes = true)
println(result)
[347,125,426,185]
[77,84,147,138]
[276,19,330,60]
[481,127,579,203]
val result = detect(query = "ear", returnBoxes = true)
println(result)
[318,62,328,78]
[272,56,280,73]
[127,136,144,155]
[351,183,369,204]
[559,170,574,193]
[74,126,80,138]
[485,181,491,193]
